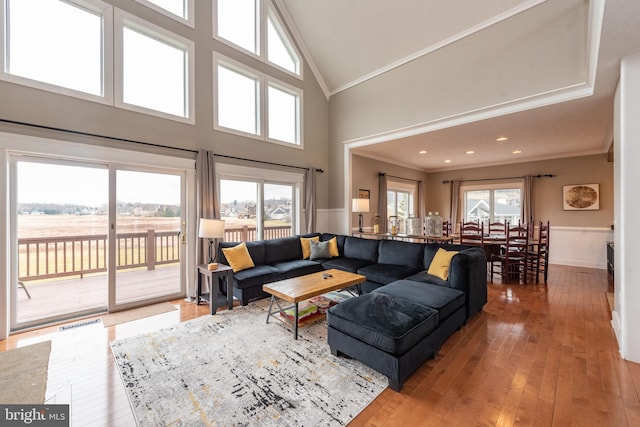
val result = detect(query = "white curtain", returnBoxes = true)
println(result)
[193,150,219,299]
[305,167,317,233]
[450,180,460,234]
[378,173,388,233]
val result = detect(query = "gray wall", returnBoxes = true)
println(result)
[0,0,331,208]
[328,0,588,209]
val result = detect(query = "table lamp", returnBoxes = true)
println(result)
[198,218,225,269]
[352,198,370,232]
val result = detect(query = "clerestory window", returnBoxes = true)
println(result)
[134,0,195,27]
[213,0,302,79]
[214,54,302,147]
[115,10,194,122]
[1,0,112,102]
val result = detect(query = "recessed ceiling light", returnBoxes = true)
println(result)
[419,150,427,154]
[496,137,508,142]
[512,150,522,154]
[444,160,452,163]
[466,150,475,155]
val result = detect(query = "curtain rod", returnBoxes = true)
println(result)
[0,119,325,173]
[0,118,198,154]
[378,172,422,183]
[215,154,323,173]
[441,174,555,184]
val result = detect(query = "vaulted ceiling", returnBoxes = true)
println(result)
[277,0,640,172]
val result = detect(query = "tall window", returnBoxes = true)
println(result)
[216,0,258,54]
[135,0,194,26]
[267,10,300,75]
[217,164,301,241]
[213,0,302,78]
[116,11,194,121]
[214,54,302,146]
[387,181,417,221]
[217,64,260,136]
[2,0,110,99]
[462,184,522,225]
[267,82,300,144]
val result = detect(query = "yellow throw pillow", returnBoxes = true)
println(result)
[328,237,339,257]
[300,236,320,259]
[222,242,255,272]
[427,248,458,280]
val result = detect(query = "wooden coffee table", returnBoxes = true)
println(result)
[263,269,365,339]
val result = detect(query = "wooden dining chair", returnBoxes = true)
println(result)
[442,219,452,237]
[527,220,549,284]
[459,221,484,247]
[488,221,506,235]
[489,223,529,284]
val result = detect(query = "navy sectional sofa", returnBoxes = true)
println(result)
[218,232,487,391]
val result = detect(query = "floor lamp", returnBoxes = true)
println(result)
[198,218,225,270]
[352,198,370,232]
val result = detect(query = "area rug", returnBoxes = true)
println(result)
[110,300,387,426]
[102,302,177,327]
[0,340,51,404]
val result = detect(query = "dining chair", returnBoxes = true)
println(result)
[442,219,452,237]
[459,221,484,247]
[488,221,506,235]
[527,220,549,284]
[489,223,530,284]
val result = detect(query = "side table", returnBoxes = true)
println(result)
[196,264,234,315]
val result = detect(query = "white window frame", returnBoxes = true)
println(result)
[461,181,523,224]
[216,163,302,240]
[0,0,114,105]
[114,9,195,124]
[387,180,417,220]
[213,53,303,148]
[266,78,302,146]
[265,5,301,78]
[134,0,195,28]
[212,0,303,80]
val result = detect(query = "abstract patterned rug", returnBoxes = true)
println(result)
[110,300,387,426]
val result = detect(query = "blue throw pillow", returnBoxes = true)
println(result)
[310,240,331,260]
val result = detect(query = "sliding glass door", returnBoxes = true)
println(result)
[13,159,109,327]
[11,156,187,330]
[113,169,183,305]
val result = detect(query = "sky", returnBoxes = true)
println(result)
[18,162,181,207]
[17,162,292,207]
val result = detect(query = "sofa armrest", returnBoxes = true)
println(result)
[447,247,487,318]
[447,247,487,319]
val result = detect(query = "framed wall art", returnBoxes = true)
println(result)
[563,184,599,210]
[358,189,370,199]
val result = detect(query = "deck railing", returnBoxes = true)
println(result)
[18,225,292,282]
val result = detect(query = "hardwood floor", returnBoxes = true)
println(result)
[2,265,639,426]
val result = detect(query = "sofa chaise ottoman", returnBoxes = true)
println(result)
[327,279,466,391]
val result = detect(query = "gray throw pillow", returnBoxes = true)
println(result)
[310,240,331,260]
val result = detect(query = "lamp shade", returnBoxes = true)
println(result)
[198,218,225,239]
[352,198,370,213]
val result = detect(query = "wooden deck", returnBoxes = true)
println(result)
[16,265,181,324]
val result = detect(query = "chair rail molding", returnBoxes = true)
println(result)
[549,226,613,269]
